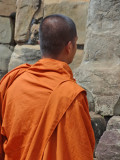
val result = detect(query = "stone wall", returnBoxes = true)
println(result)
[74,0,120,159]
[74,0,120,117]
[0,0,89,77]
[0,0,120,160]
[0,1,16,79]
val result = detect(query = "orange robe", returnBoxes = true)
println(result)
[0,58,95,160]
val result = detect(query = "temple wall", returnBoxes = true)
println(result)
[0,0,89,79]
[0,0,120,159]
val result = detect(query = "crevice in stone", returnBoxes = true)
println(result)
[77,44,84,50]
[27,0,42,45]
[104,115,112,124]
[10,12,16,46]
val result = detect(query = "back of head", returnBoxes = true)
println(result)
[39,14,77,57]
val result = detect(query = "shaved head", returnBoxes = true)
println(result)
[39,14,77,57]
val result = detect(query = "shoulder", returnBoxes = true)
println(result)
[52,80,86,106]
[0,63,31,101]
[0,63,31,84]
[58,80,86,95]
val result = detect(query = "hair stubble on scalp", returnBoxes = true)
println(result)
[39,14,77,57]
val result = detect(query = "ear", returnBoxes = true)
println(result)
[65,41,72,54]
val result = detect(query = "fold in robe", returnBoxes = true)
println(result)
[0,58,95,160]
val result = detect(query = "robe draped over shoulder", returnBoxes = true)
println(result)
[0,59,95,160]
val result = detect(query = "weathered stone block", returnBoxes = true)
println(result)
[8,45,41,71]
[44,0,89,44]
[44,0,89,5]
[107,116,120,131]
[0,17,14,44]
[0,45,13,79]
[95,130,120,160]
[95,116,120,160]
[34,0,44,20]
[0,0,16,16]
[74,0,120,116]
[15,0,42,43]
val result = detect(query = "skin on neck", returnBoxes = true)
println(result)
[41,49,69,64]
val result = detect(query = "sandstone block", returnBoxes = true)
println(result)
[0,17,14,44]
[34,0,44,20]
[44,0,89,5]
[8,45,41,71]
[74,0,120,116]
[0,0,16,16]
[0,45,13,79]
[44,0,89,44]
[15,0,42,43]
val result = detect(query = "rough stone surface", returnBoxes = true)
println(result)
[95,116,120,160]
[96,130,120,160]
[107,116,120,131]
[34,0,44,20]
[74,0,120,116]
[0,45,13,79]
[44,0,89,5]
[8,45,41,71]
[0,17,14,44]
[44,0,89,44]
[0,0,16,16]
[15,0,42,43]
[87,91,95,112]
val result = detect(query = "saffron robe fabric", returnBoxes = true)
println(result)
[0,58,95,160]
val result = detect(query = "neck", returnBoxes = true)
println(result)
[41,50,69,64]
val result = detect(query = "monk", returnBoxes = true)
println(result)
[0,14,95,160]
